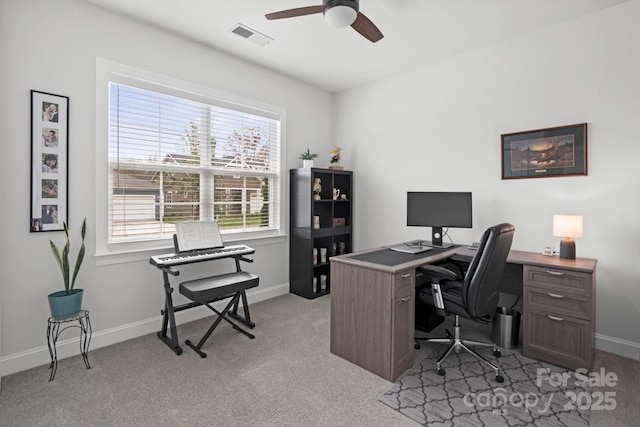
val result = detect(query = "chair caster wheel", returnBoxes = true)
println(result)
[493,349,501,357]
[496,374,504,383]
[414,343,421,349]
[437,368,446,376]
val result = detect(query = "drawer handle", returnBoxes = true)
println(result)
[399,296,411,302]
[401,272,412,278]
[546,292,565,299]
[547,315,565,322]
[545,269,566,276]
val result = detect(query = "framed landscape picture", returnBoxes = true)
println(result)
[501,123,587,180]
[30,90,69,232]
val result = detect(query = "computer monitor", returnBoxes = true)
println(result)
[407,191,472,248]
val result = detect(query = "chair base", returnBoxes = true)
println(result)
[416,315,504,383]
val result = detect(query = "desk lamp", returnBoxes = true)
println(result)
[553,215,583,259]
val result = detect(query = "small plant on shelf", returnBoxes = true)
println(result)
[299,148,319,160]
[299,149,318,168]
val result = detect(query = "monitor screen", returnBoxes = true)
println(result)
[407,192,472,247]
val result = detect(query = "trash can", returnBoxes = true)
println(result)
[492,307,521,349]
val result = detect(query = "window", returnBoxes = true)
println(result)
[106,77,282,247]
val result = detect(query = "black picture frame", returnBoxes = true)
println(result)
[30,90,69,232]
[501,123,587,180]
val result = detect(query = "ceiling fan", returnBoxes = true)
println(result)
[265,0,383,43]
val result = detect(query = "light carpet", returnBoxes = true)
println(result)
[379,346,590,426]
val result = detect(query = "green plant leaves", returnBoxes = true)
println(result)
[50,218,86,295]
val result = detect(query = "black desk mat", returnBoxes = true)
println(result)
[349,246,456,266]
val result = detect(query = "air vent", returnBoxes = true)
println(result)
[229,24,274,46]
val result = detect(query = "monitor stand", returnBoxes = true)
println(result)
[420,240,455,249]
[423,226,455,249]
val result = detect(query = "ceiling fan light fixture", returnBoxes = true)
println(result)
[323,0,358,28]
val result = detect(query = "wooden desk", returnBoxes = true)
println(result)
[329,245,596,382]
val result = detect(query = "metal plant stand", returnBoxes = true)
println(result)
[46,309,92,381]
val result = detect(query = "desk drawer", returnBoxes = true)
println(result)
[393,270,414,298]
[523,310,593,370]
[524,287,592,320]
[524,265,592,297]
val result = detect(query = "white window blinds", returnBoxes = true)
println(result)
[108,82,281,244]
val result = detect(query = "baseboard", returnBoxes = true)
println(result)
[596,333,640,361]
[1,282,289,377]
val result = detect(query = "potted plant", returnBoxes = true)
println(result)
[299,148,318,168]
[48,218,87,319]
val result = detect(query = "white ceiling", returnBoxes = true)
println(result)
[84,0,629,93]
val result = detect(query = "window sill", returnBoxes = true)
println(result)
[94,233,287,266]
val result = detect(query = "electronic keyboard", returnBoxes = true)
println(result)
[150,244,254,267]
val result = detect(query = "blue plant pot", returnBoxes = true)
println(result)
[48,289,83,319]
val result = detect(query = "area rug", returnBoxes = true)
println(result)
[379,346,590,426]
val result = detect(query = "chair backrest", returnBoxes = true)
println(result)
[462,223,515,319]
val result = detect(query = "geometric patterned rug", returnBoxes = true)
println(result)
[379,346,590,426]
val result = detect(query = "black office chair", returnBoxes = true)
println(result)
[415,223,515,383]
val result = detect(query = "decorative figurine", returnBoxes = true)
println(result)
[329,147,343,170]
[313,177,322,200]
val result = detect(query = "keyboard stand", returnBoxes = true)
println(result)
[157,266,184,355]
[153,251,256,356]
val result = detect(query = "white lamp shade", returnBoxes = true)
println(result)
[553,215,583,238]
[324,5,358,27]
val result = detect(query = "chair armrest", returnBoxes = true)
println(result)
[418,264,459,281]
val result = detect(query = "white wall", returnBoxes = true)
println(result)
[334,1,640,359]
[0,0,333,375]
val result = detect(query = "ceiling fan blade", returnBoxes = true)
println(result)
[265,6,324,20]
[351,12,384,43]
